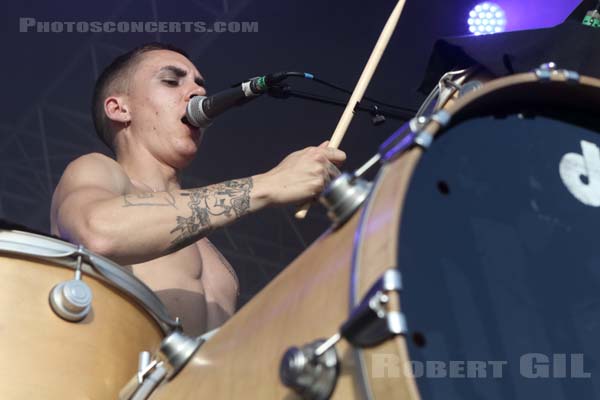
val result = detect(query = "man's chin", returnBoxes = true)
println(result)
[171,140,199,168]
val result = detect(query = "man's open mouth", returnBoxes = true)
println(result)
[181,115,196,129]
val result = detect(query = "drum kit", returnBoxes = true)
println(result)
[4,1,600,399]
[3,63,600,399]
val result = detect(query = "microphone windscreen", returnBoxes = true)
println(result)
[186,96,211,128]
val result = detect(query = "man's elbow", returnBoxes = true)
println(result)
[75,209,119,260]
[80,231,116,259]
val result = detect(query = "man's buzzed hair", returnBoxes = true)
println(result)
[91,42,189,152]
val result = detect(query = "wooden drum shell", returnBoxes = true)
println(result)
[0,254,163,399]
[150,153,424,399]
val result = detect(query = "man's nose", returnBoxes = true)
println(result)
[186,86,206,100]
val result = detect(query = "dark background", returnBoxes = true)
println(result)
[0,0,582,307]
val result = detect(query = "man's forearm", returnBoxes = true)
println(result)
[167,178,252,252]
[78,175,270,264]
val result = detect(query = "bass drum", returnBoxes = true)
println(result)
[0,229,179,399]
[150,71,600,399]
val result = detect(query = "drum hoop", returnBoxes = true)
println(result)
[348,71,600,398]
[350,148,425,399]
[0,229,179,333]
[349,166,386,400]
[425,72,600,138]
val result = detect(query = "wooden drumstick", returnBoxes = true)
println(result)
[295,0,407,219]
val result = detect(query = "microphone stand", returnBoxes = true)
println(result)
[268,85,414,126]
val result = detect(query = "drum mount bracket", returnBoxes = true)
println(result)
[279,269,406,399]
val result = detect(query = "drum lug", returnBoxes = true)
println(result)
[280,339,339,400]
[280,269,405,398]
[48,245,93,322]
[340,268,407,348]
[48,279,93,322]
[319,172,372,228]
[156,330,204,379]
[410,110,451,132]
[429,109,451,127]
[534,62,580,83]
[413,110,450,150]
[414,131,434,149]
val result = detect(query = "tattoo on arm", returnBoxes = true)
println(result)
[168,177,253,251]
[123,192,178,209]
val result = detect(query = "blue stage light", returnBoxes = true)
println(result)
[468,2,506,35]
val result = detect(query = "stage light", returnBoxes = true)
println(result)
[468,2,506,35]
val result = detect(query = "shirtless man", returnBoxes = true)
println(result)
[50,43,346,336]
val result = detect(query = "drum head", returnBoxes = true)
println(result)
[399,114,600,398]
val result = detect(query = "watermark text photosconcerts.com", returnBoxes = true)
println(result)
[19,18,259,34]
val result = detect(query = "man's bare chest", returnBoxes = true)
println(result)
[131,244,204,291]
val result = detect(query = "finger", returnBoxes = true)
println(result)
[318,140,330,148]
[324,147,347,164]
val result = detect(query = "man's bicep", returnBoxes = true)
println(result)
[52,154,126,241]
[54,182,123,243]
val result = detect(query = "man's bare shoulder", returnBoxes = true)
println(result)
[56,152,129,193]
[51,153,130,230]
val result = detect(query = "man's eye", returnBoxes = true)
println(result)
[163,80,179,86]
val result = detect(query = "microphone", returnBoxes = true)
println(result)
[185,72,289,128]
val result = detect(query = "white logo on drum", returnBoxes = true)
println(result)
[559,140,600,207]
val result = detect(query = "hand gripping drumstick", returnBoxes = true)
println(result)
[295,0,408,219]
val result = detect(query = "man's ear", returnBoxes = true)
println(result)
[104,95,131,124]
